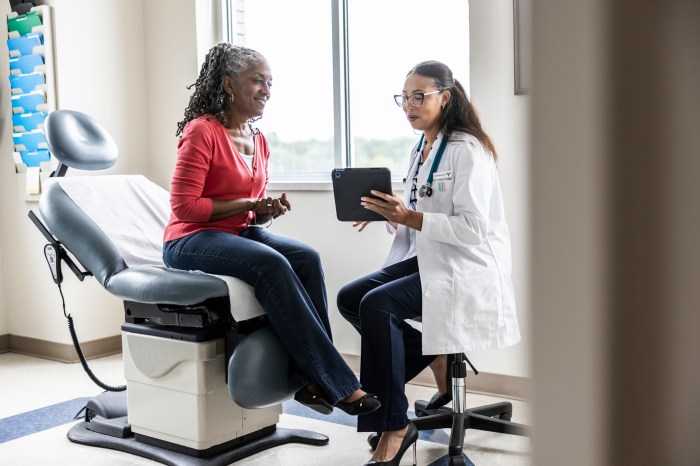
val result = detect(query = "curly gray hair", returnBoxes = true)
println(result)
[176,42,266,137]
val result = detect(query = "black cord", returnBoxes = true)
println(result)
[57,283,126,392]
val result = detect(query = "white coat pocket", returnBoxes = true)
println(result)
[420,179,454,212]
[433,177,454,196]
[453,274,501,327]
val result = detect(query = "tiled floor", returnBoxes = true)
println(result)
[0,352,531,465]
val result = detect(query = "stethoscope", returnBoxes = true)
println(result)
[403,133,449,197]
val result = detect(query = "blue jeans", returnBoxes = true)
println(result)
[337,256,436,432]
[163,228,360,404]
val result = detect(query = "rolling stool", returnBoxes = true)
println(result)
[369,354,529,466]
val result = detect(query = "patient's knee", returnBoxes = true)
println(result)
[260,252,294,277]
[299,246,322,271]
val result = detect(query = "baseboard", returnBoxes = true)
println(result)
[341,353,531,401]
[2,336,529,398]
[0,334,9,353]
[7,334,122,363]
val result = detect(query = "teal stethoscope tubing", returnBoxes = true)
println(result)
[406,132,449,197]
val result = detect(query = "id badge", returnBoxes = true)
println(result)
[433,170,452,181]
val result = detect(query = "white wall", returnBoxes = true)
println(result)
[142,0,199,189]
[468,0,531,377]
[47,0,150,176]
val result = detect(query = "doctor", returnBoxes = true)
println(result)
[337,60,521,465]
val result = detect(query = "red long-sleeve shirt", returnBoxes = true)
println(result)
[163,115,269,242]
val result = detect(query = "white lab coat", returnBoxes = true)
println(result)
[384,130,521,354]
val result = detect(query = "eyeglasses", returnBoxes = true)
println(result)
[393,90,443,108]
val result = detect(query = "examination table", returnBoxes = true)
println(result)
[30,110,328,465]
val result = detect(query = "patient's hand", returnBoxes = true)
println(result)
[254,193,290,218]
[275,193,291,218]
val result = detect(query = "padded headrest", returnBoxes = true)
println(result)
[45,110,118,171]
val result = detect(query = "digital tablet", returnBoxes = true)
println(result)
[331,167,392,221]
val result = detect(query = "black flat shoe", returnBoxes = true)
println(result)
[425,353,478,410]
[424,390,452,410]
[294,386,333,415]
[363,422,418,466]
[335,393,381,416]
[425,355,453,410]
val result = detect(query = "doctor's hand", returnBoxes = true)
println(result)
[361,190,422,231]
[361,191,407,223]
[352,220,372,232]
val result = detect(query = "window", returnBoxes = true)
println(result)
[226,0,469,183]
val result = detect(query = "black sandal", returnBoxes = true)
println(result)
[294,386,333,415]
[335,393,381,416]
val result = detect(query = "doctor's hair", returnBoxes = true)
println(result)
[176,42,266,138]
[409,61,498,161]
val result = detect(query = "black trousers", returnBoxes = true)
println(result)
[337,256,436,432]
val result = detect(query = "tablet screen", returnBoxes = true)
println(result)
[331,167,392,221]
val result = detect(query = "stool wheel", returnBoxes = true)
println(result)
[449,455,467,466]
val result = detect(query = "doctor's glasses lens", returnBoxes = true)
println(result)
[393,94,426,108]
[394,91,443,108]
[394,94,423,107]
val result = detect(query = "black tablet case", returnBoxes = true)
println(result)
[331,168,392,221]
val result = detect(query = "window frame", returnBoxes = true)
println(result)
[223,0,352,186]
[332,0,352,169]
[222,0,467,191]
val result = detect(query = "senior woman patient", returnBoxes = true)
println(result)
[337,61,521,465]
[162,42,379,417]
